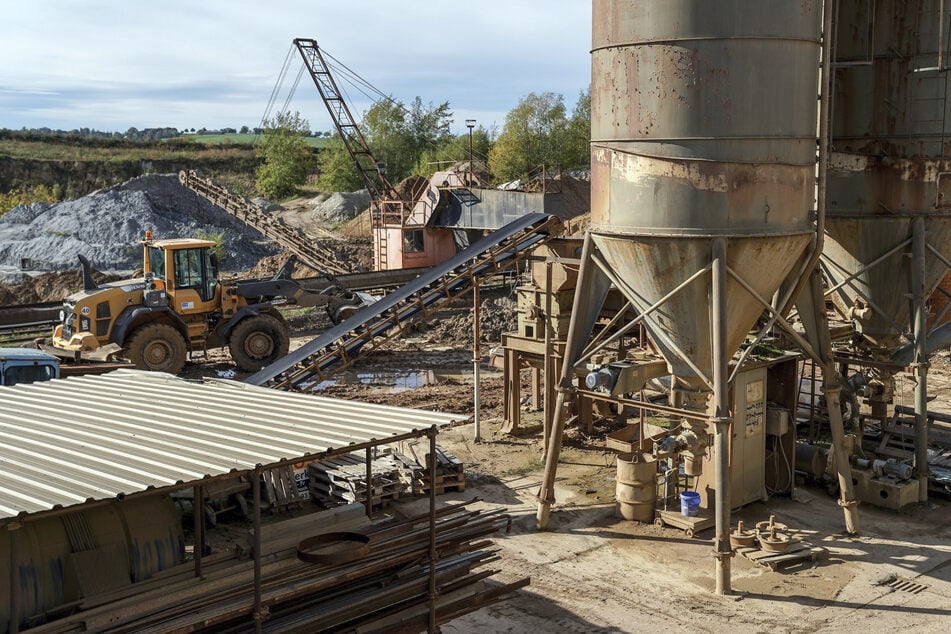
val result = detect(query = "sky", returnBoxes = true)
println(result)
[0,1,592,136]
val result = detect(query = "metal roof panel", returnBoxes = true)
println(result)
[0,370,462,519]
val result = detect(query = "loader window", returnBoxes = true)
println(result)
[173,248,215,301]
[148,246,166,280]
[3,364,56,386]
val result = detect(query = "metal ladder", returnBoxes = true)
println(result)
[247,213,562,391]
[375,205,388,270]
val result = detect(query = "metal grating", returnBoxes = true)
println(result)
[0,369,462,519]
[888,577,929,594]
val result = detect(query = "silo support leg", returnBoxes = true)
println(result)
[912,217,930,502]
[824,382,860,534]
[537,389,567,529]
[711,239,733,595]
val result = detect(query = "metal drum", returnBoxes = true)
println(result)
[0,495,184,632]
[615,452,657,522]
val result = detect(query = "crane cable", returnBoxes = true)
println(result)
[261,43,479,164]
[256,43,297,145]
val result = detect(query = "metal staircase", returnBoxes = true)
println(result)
[247,213,562,391]
[179,170,351,274]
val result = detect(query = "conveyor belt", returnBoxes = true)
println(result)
[179,170,351,274]
[247,213,562,390]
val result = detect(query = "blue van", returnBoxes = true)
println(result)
[0,347,60,386]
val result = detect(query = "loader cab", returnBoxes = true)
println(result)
[142,236,220,314]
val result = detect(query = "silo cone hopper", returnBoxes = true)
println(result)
[593,231,812,409]
[821,157,951,502]
[823,199,951,354]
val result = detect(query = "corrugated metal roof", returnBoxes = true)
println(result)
[0,369,463,519]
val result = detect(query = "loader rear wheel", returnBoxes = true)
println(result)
[124,323,187,374]
[229,314,289,372]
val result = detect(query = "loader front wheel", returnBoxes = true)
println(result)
[229,314,289,372]
[124,323,187,374]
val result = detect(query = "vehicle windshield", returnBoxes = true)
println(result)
[2,364,56,386]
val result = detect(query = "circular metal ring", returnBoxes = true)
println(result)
[297,531,370,565]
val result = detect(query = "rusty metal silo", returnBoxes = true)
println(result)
[536,0,825,595]
[822,0,951,501]
[587,0,820,398]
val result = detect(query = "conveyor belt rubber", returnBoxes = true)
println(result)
[246,213,561,391]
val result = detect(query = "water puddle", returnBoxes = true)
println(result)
[314,366,500,393]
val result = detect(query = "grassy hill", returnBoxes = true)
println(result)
[0,134,263,211]
[190,133,330,148]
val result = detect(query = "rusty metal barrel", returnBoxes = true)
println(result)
[615,452,657,522]
[590,0,822,388]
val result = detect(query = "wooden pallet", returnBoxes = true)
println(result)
[734,540,825,571]
[262,465,304,512]
[390,444,466,496]
[410,475,466,496]
[654,509,715,538]
[308,453,403,509]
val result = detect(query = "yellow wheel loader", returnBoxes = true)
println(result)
[46,232,362,373]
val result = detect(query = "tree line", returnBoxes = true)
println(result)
[2,89,592,203]
[256,90,591,198]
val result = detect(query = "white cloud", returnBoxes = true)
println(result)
[0,1,590,132]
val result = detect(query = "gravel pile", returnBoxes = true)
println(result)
[312,190,370,224]
[0,174,277,275]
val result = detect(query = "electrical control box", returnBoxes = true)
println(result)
[765,407,790,437]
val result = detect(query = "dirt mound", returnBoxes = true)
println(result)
[423,297,517,346]
[0,173,278,275]
[338,209,372,239]
[0,268,123,304]
[245,236,372,278]
[394,174,430,202]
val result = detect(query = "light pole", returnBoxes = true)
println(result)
[465,119,476,186]
[464,119,479,441]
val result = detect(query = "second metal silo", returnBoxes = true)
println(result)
[536,0,824,595]
[822,0,951,501]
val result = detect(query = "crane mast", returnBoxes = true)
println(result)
[293,38,411,270]
[293,38,401,203]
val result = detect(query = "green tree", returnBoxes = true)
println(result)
[316,97,454,191]
[489,92,581,183]
[315,135,364,192]
[559,90,590,169]
[255,111,314,199]
[194,228,226,262]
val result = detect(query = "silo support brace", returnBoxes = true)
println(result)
[537,234,611,529]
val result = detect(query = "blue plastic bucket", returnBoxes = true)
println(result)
[680,491,700,517]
